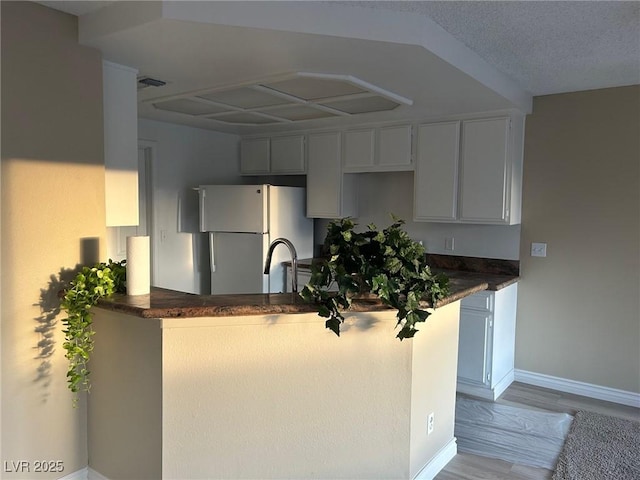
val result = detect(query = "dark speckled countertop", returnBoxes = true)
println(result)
[425,253,520,291]
[292,254,520,292]
[97,254,517,319]
[96,275,488,319]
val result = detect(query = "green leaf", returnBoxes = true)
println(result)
[60,259,127,406]
[326,317,342,336]
[397,327,417,340]
[304,216,449,341]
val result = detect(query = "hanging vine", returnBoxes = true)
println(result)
[60,259,126,404]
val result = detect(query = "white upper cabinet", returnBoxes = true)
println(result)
[414,115,524,225]
[270,135,305,174]
[307,131,357,219]
[378,124,413,170]
[240,138,270,174]
[460,117,511,223]
[414,121,460,221]
[103,61,139,227]
[343,129,375,170]
[343,124,413,172]
[240,135,305,175]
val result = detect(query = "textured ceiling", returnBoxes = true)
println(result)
[38,1,640,97]
[351,1,640,95]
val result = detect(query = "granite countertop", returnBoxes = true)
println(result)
[431,268,518,291]
[97,254,517,319]
[425,254,520,290]
[291,254,520,291]
[96,275,488,319]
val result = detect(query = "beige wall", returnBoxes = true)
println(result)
[517,86,640,393]
[1,2,105,477]
[89,311,162,479]
[163,311,456,479]
[86,306,458,479]
[163,312,414,479]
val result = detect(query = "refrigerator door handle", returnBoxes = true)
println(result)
[199,188,206,232]
[209,232,216,273]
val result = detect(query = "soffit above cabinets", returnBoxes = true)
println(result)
[74,1,533,134]
[147,72,412,127]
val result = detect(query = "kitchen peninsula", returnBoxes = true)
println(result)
[89,277,487,480]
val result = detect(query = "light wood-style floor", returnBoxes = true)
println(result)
[435,382,640,480]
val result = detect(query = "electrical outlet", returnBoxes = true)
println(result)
[531,242,547,257]
[427,412,435,435]
[444,237,455,251]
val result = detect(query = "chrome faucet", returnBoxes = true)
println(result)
[264,238,298,293]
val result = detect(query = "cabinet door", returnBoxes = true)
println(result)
[307,132,343,218]
[240,138,270,174]
[343,129,375,171]
[378,124,412,169]
[414,122,460,221]
[270,135,305,174]
[104,61,139,227]
[457,309,492,385]
[459,118,510,222]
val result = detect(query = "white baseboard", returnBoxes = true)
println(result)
[413,438,457,480]
[457,370,515,401]
[515,369,640,408]
[456,381,495,400]
[87,467,110,480]
[493,370,516,399]
[58,467,88,480]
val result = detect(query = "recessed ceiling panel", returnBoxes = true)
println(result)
[262,105,339,121]
[263,77,366,101]
[321,96,401,114]
[198,87,290,109]
[154,98,230,115]
[146,73,413,127]
[212,112,283,125]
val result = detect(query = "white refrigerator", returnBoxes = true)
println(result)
[198,184,314,294]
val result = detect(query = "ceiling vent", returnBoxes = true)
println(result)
[138,76,167,89]
[147,73,412,126]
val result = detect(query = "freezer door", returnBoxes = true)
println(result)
[199,185,268,233]
[209,232,268,294]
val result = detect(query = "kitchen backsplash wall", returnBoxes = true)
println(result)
[314,172,521,260]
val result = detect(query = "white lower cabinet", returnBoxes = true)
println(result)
[457,283,518,400]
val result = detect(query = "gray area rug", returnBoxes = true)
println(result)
[552,410,640,480]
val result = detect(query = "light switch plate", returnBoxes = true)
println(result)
[531,242,547,257]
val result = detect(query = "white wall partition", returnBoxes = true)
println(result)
[138,119,240,294]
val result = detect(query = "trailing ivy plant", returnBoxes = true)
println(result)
[61,259,126,404]
[300,217,449,340]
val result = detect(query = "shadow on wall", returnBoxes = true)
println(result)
[178,188,200,234]
[179,189,210,293]
[33,238,101,402]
